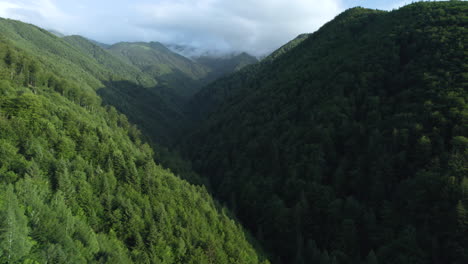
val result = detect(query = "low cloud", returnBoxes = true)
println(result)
[134,0,342,56]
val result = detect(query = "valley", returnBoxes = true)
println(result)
[0,1,467,264]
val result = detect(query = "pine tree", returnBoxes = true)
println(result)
[0,185,32,263]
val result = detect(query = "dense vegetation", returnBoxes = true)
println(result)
[0,22,268,263]
[262,34,310,63]
[107,42,209,98]
[184,2,468,264]
[1,2,466,264]
[62,36,156,87]
[60,38,257,148]
[105,42,257,100]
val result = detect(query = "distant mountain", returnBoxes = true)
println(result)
[166,43,205,58]
[89,39,111,49]
[48,29,65,37]
[166,43,259,79]
[194,52,259,81]
[184,2,468,263]
[107,41,209,97]
[185,34,309,121]
[165,43,235,59]
[63,35,156,87]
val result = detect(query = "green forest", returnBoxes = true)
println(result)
[0,1,467,264]
[0,19,266,264]
[184,2,468,264]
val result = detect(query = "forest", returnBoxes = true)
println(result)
[0,1,467,264]
[184,2,467,264]
[0,18,266,264]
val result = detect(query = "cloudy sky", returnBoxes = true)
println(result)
[0,0,412,56]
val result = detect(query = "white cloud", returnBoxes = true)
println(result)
[0,0,75,31]
[0,1,19,17]
[386,0,411,10]
[135,0,343,55]
[0,0,344,56]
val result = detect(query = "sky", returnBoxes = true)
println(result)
[0,0,415,56]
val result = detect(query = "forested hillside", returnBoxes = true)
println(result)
[61,36,257,148]
[107,42,209,98]
[62,35,156,87]
[105,42,258,99]
[194,52,258,83]
[1,1,466,264]
[184,2,468,264]
[0,22,268,264]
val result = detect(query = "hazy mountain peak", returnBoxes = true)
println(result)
[48,29,65,37]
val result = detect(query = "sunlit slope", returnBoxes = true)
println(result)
[0,20,268,264]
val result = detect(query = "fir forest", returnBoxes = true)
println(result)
[0,1,466,264]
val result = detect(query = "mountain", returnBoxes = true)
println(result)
[166,43,225,58]
[89,39,111,49]
[262,33,310,63]
[48,29,65,38]
[185,34,309,122]
[183,2,468,264]
[63,35,156,87]
[93,40,258,149]
[0,17,269,264]
[194,52,259,82]
[107,42,209,97]
[106,42,258,98]
[166,43,259,82]
[1,1,466,264]
[61,36,186,146]
[0,17,112,88]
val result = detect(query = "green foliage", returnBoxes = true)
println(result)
[63,35,157,87]
[184,2,468,264]
[0,185,32,263]
[262,33,310,63]
[0,24,268,264]
[107,41,210,97]
[0,16,214,183]
[1,2,466,264]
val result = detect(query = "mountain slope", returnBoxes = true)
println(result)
[0,17,114,89]
[48,29,65,38]
[63,35,156,87]
[96,41,258,148]
[0,17,191,155]
[107,42,209,97]
[55,35,187,147]
[0,19,269,264]
[195,52,259,82]
[184,2,468,264]
[186,33,312,122]
[262,33,310,63]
